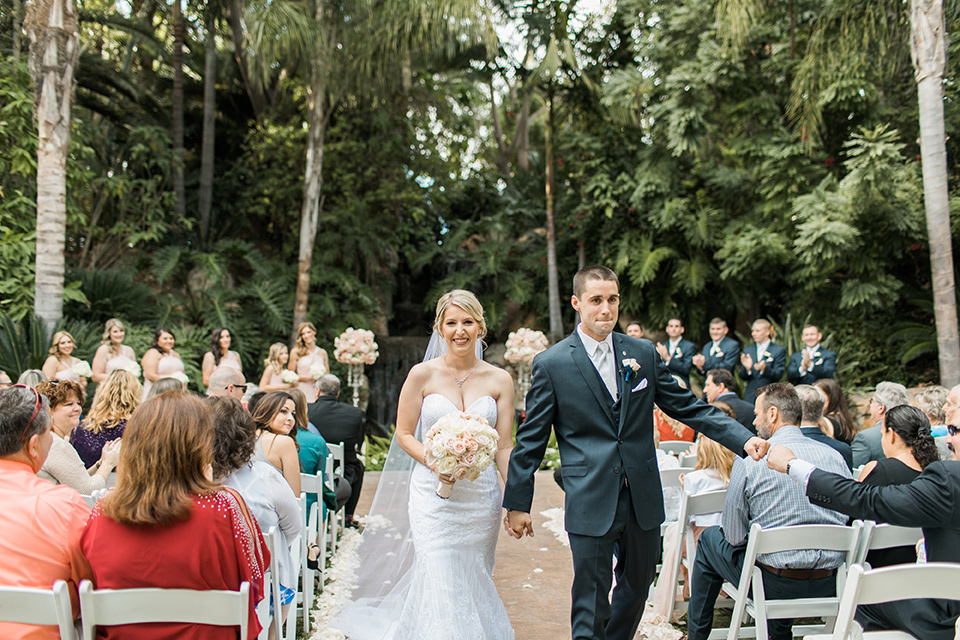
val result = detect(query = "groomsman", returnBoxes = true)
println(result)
[787,324,836,384]
[692,318,739,375]
[656,317,695,388]
[625,322,643,339]
[739,319,787,399]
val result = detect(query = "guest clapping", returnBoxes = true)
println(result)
[202,327,243,387]
[42,330,88,390]
[141,328,185,397]
[259,343,296,392]
[71,370,139,468]
[288,322,328,403]
[250,391,301,495]
[36,381,120,493]
[91,319,137,382]
[80,392,267,639]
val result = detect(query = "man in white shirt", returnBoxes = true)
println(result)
[656,317,695,388]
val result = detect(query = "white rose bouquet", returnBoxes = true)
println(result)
[504,328,549,364]
[168,370,189,386]
[334,328,379,366]
[122,362,142,378]
[72,360,93,378]
[424,411,500,499]
[309,362,327,380]
[280,369,300,384]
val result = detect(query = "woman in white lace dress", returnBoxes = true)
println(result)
[337,290,516,640]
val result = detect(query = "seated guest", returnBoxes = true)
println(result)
[703,368,756,433]
[144,376,185,400]
[796,385,852,469]
[36,381,120,493]
[250,391,301,496]
[208,396,301,639]
[914,385,952,460]
[308,375,366,527]
[692,317,739,375]
[656,377,696,443]
[207,367,247,401]
[287,388,340,519]
[766,407,960,640]
[943,383,960,424]
[0,386,93,640]
[17,369,47,388]
[81,391,267,639]
[655,317,695,388]
[853,381,910,468]
[71,370,139,468]
[786,324,836,384]
[813,378,856,444]
[686,383,850,640]
[739,319,787,400]
[247,391,266,416]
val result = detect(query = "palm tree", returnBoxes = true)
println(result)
[25,0,81,335]
[171,0,186,218]
[198,1,218,239]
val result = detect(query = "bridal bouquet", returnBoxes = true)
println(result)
[334,328,379,366]
[280,369,300,384]
[72,360,93,378]
[504,328,549,364]
[309,362,327,380]
[424,411,499,499]
[122,362,142,378]
[168,370,189,386]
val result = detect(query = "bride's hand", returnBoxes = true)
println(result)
[437,471,456,484]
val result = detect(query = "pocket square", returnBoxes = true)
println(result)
[631,378,648,393]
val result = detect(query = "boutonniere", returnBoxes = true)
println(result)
[710,345,723,357]
[622,358,640,382]
[763,353,774,361]
[674,346,682,357]
[813,350,821,359]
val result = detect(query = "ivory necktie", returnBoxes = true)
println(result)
[596,342,618,400]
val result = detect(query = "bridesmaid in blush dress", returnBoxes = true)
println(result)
[258,343,296,393]
[141,328,186,396]
[287,322,329,403]
[92,319,138,382]
[202,327,243,386]
[42,330,88,390]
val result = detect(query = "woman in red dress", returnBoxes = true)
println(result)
[81,391,268,639]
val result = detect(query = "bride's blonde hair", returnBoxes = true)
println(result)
[434,290,487,339]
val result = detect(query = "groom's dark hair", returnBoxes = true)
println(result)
[573,265,619,298]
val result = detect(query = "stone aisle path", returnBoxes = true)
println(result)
[354,470,573,640]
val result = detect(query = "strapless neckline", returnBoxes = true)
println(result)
[423,393,495,413]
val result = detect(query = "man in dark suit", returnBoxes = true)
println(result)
[307,374,365,527]
[703,368,756,434]
[767,412,960,640]
[502,265,767,640]
[796,384,852,469]
[739,318,787,400]
[692,317,740,376]
[655,317,696,388]
[787,324,837,384]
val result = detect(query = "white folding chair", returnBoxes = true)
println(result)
[804,562,960,640]
[659,441,693,456]
[678,452,698,468]
[259,527,283,640]
[299,472,324,627]
[81,488,105,509]
[323,453,340,555]
[283,495,304,640]
[78,579,250,640]
[853,520,923,568]
[0,580,77,640]
[657,468,687,568]
[715,521,863,640]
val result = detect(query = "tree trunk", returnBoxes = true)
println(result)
[489,79,509,175]
[172,0,186,217]
[225,0,268,118]
[911,0,960,386]
[545,90,563,341]
[13,0,22,60]
[517,88,531,171]
[198,6,217,240]
[25,0,80,336]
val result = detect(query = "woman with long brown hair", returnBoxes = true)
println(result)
[814,378,856,444]
[80,391,267,639]
[202,327,243,387]
[250,391,301,496]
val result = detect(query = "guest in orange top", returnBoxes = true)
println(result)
[0,385,93,640]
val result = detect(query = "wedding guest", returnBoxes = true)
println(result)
[796,385,852,469]
[208,396,300,640]
[703,368,756,433]
[739,319,787,400]
[145,376,185,400]
[693,317,739,375]
[943,383,960,424]
[42,330,88,390]
[207,367,247,401]
[0,370,11,389]
[625,322,643,339]
[141,328,185,397]
[259,343,296,393]
[91,319,137,382]
[914,385,952,460]
[0,386,93,640]
[288,322,329,403]
[71,370,140,468]
[656,317,696,388]
[247,391,266,416]
[786,324,836,384]
[288,388,329,519]
[80,392,267,639]
[202,327,243,387]
[251,391,301,496]
[813,378,856,444]
[853,381,910,468]
[17,369,48,388]
[36,381,120,494]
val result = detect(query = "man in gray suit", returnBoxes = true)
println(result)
[852,381,909,467]
[502,265,768,640]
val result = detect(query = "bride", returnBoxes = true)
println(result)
[336,289,516,639]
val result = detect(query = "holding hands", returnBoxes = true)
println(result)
[504,510,534,539]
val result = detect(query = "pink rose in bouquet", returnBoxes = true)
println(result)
[504,328,549,364]
[424,410,500,498]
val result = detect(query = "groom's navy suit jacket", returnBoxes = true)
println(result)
[503,331,754,537]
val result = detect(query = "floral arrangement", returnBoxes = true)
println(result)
[168,371,189,386]
[334,328,379,366]
[424,411,499,499]
[504,328,549,364]
[308,362,327,380]
[72,360,93,378]
[280,369,300,384]
[122,362,141,378]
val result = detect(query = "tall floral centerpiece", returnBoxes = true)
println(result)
[334,328,379,407]
[504,328,549,411]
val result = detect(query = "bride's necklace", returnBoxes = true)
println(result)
[445,356,479,388]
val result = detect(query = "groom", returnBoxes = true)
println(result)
[503,265,768,640]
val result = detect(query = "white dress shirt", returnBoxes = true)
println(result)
[755,339,771,362]
[577,324,618,400]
